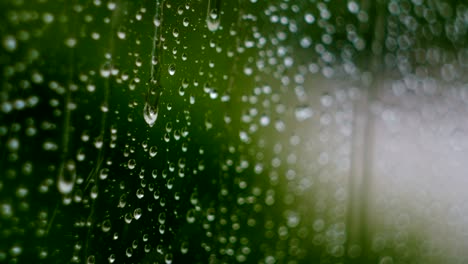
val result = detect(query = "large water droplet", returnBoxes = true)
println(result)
[206,0,221,31]
[143,102,158,127]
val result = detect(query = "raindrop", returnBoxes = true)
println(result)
[379,256,394,264]
[58,160,76,195]
[186,209,196,223]
[118,194,127,208]
[183,17,190,27]
[158,212,166,224]
[164,253,173,264]
[168,64,176,75]
[207,208,216,221]
[7,138,19,151]
[124,213,133,224]
[117,28,126,39]
[304,13,315,24]
[347,1,359,14]
[143,102,158,127]
[133,208,142,220]
[136,188,144,199]
[99,168,109,180]
[126,248,133,258]
[102,219,111,232]
[90,185,98,199]
[206,0,221,31]
[3,35,17,52]
[65,38,77,48]
[180,242,189,254]
[295,106,314,122]
[260,114,270,126]
[128,159,136,170]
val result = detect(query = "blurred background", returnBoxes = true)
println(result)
[0,0,467,263]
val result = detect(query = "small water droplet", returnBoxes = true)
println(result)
[134,208,142,220]
[90,185,98,199]
[165,253,173,264]
[168,64,176,75]
[99,168,109,180]
[136,188,144,199]
[58,160,76,195]
[3,35,17,52]
[180,242,189,254]
[102,219,111,232]
[158,212,166,224]
[65,38,77,48]
[186,209,196,223]
[108,254,116,263]
[128,159,136,170]
[207,208,216,221]
[295,106,313,122]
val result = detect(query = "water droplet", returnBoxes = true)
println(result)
[347,1,359,13]
[133,208,142,220]
[136,188,144,199]
[100,62,112,78]
[379,256,394,264]
[143,102,158,127]
[186,209,196,223]
[304,13,315,24]
[102,219,111,232]
[260,114,270,126]
[7,138,19,151]
[206,0,221,31]
[168,64,176,75]
[128,159,136,170]
[58,160,76,195]
[183,17,190,27]
[295,106,314,122]
[180,242,189,254]
[165,253,173,264]
[126,247,133,258]
[158,212,166,224]
[107,1,117,10]
[207,208,216,221]
[90,185,98,199]
[118,194,127,208]
[9,245,22,257]
[65,38,77,48]
[99,168,109,180]
[3,35,17,52]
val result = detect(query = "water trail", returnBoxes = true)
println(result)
[84,0,122,257]
[345,0,385,260]
[144,0,165,127]
[57,0,77,198]
[224,0,244,101]
[206,0,222,31]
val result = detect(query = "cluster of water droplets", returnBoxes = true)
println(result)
[1,0,467,263]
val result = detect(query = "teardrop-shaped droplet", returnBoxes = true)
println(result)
[143,102,158,127]
[206,0,221,32]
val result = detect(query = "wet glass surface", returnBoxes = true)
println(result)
[0,0,467,263]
